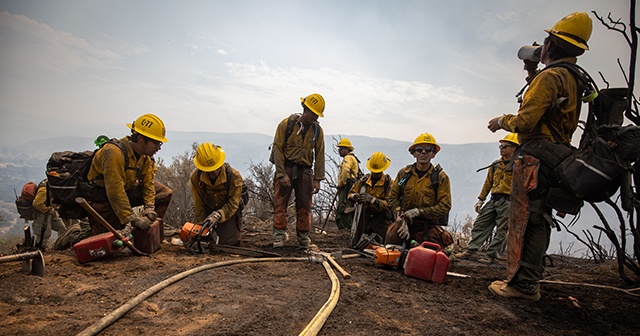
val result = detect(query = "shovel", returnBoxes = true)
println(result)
[0,250,45,276]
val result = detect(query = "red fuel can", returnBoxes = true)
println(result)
[73,232,126,263]
[132,218,163,254]
[403,241,450,283]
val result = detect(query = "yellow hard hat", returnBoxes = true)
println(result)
[501,132,520,146]
[126,114,168,143]
[193,142,225,172]
[409,132,440,153]
[545,12,592,50]
[366,152,391,173]
[337,138,354,151]
[300,93,325,117]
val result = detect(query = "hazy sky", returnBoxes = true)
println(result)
[0,0,635,146]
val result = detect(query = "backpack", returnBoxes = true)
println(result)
[46,138,132,218]
[520,62,632,213]
[268,113,319,164]
[15,182,37,221]
[397,163,449,226]
[197,162,250,213]
[346,153,364,181]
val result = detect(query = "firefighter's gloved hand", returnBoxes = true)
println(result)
[403,208,420,221]
[361,193,375,204]
[144,205,158,221]
[206,211,222,225]
[474,200,484,214]
[131,217,152,231]
[398,219,410,240]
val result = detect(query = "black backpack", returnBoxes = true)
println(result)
[197,162,250,213]
[45,139,132,218]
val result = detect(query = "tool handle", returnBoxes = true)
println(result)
[327,255,351,279]
[75,197,149,256]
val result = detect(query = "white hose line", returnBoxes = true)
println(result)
[76,257,308,336]
[298,260,341,336]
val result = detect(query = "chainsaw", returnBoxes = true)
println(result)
[373,242,408,269]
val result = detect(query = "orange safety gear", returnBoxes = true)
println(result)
[193,142,226,172]
[126,114,168,143]
[337,138,354,151]
[366,152,391,173]
[545,12,592,50]
[409,132,441,153]
[300,93,325,117]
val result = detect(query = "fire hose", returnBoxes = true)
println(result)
[75,255,348,336]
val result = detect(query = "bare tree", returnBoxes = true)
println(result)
[155,143,198,230]
[581,2,640,283]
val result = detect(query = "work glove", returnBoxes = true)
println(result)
[206,211,222,225]
[131,216,152,231]
[474,200,484,214]
[403,208,420,222]
[398,219,410,240]
[361,193,375,204]
[144,205,158,222]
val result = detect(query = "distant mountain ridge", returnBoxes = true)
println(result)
[1,131,612,254]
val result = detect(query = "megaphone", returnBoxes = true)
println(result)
[517,45,542,62]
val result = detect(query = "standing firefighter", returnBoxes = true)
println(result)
[190,142,244,246]
[335,138,361,230]
[487,12,593,301]
[456,133,518,264]
[348,152,394,246]
[85,114,173,235]
[271,93,326,248]
[386,132,453,249]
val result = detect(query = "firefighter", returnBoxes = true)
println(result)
[386,132,453,249]
[190,142,244,246]
[456,133,519,264]
[487,12,593,301]
[31,180,67,249]
[348,152,394,246]
[85,114,173,235]
[271,93,326,248]
[335,138,361,230]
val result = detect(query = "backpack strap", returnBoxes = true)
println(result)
[198,162,233,191]
[398,163,443,204]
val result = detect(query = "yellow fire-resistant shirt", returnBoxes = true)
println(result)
[348,174,393,212]
[190,164,243,224]
[271,114,325,181]
[501,57,583,144]
[338,153,359,187]
[87,136,156,224]
[389,163,452,223]
[32,182,50,214]
[477,159,513,201]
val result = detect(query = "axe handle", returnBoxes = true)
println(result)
[75,197,149,256]
[327,255,351,279]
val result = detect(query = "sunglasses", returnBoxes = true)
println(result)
[499,144,514,149]
[412,146,435,154]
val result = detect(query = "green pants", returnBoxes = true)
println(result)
[467,196,510,258]
[335,186,353,230]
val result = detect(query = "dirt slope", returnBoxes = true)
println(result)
[0,218,638,336]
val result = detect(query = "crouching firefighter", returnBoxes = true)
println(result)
[385,132,453,249]
[85,114,173,235]
[487,12,593,301]
[190,142,244,246]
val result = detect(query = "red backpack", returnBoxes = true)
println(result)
[15,182,38,220]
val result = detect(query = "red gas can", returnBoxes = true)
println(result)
[73,232,126,263]
[403,241,450,283]
[132,218,163,254]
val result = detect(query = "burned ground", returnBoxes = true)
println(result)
[0,216,639,336]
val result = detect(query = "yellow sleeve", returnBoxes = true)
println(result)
[477,164,494,201]
[98,145,135,224]
[32,186,50,213]
[272,117,289,180]
[190,170,207,223]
